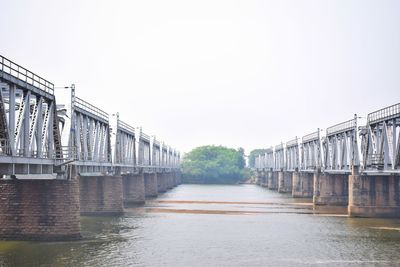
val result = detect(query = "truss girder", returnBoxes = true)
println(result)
[1,56,182,176]
[152,144,161,167]
[286,138,299,171]
[168,148,173,167]
[56,87,112,166]
[110,116,136,167]
[71,111,110,163]
[264,148,274,169]
[301,130,321,171]
[323,117,359,171]
[255,154,263,169]
[138,136,151,166]
[0,80,57,159]
[361,103,400,171]
[274,144,285,170]
[115,130,135,166]
[162,147,168,167]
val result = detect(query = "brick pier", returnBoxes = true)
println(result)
[0,178,81,241]
[79,175,124,215]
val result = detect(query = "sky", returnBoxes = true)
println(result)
[1,0,399,155]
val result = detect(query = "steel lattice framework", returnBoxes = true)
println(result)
[286,137,299,171]
[151,137,161,169]
[57,86,112,174]
[361,103,400,172]
[255,154,262,169]
[252,103,399,175]
[301,130,321,171]
[323,116,359,173]
[274,143,285,171]
[110,113,136,174]
[137,129,151,167]
[0,55,60,175]
[265,148,274,169]
[0,55,181,178]
[260,154,266,169]
[161,143,168,168]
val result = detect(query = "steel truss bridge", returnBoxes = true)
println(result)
[0,55,180,179]
[255,103,400,175]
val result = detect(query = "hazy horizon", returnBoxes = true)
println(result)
[1,0,399,154]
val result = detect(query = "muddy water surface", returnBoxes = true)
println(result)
[1,184,400,266]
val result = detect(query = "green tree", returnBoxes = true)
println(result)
[181,145,247,184]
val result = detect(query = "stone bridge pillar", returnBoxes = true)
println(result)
[173,171,182,185]
[122,173,145,205]
[144,172,158,198]
[348,168,400,217]
[256,170,265,186]
[166,172,174,189]
[260,170,268,187]
[278,171,293,193]
[254,170,260,185]
[172,171,179,187]
[292,171,313,198]
[313,172,348,206]
[157,172,168,193]
[268,170,278,190]
[79,175,124,215]
[0,178,81,241]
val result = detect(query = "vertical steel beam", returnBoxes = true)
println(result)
[8,84,15,156]
[23,91,30,157]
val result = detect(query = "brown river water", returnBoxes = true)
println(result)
[1,184,400,266]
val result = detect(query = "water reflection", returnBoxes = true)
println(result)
[0,184,399,266]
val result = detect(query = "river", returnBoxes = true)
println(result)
[1,184,400,266]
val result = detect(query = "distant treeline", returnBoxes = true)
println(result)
[181,145,248,184]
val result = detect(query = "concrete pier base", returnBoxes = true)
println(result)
[278,171,293,193]
[292,172,313,198]
[313,173,348,206]
[157,173,167,193]
[348,174,400,218]
[144,173,158,198]
[0,178,81,241]
[175,171,182,185]
[268,171,278,190]
[123,173,145,205]
[260,171,268,187]
[172,172,178,187]
[255,171,262,186]
[171,172,176,188]
[166,173,174,189]
[79,175,124,215]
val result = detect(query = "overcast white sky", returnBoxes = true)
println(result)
[1,0,399,154]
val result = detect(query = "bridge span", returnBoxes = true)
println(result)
[254,103,400,218]
[0,55,181,240]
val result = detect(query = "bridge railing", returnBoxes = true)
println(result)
[0,139,56,159]
[367,103,400,125]
[326,118,356,136]
[75,96,109,122]
[0,55,54,94]
[140,132,150,143]
[118,120,135,135]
